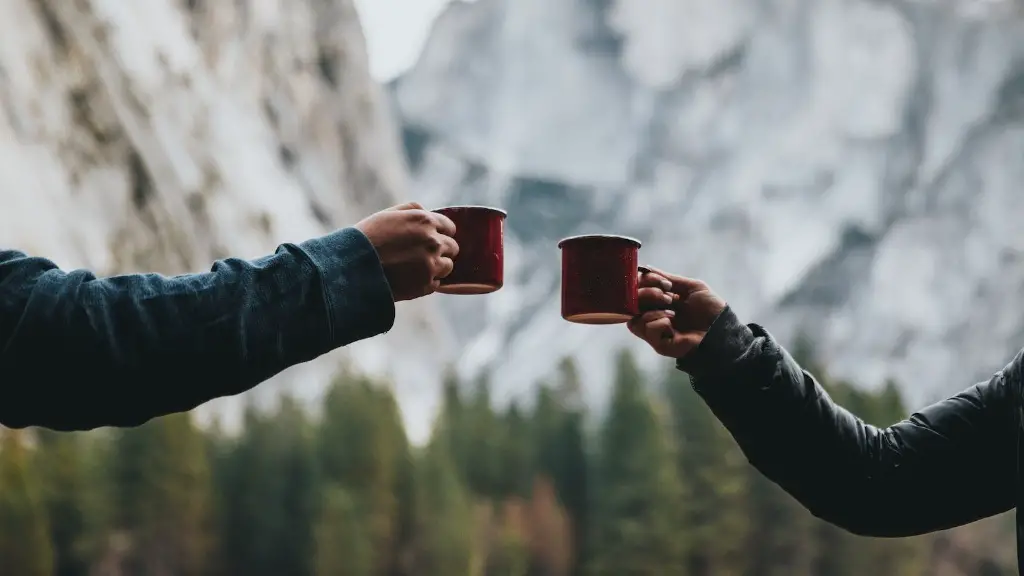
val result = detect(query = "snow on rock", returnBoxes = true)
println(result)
[394,0,1024,410]
[0,0,452,441]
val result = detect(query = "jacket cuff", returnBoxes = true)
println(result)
[298,227,396,346]
[675,305,756,380]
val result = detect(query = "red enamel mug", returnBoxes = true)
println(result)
[433,205,507,295]
[558,234,642,324]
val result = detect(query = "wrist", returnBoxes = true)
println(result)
[675,306,755,378]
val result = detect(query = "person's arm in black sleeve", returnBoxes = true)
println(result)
[679,306,1018,537]
[0,227,395,431]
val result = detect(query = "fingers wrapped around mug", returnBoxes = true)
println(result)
[637,268,677,311]
[434,254,455,281]
[428,210,457,238]
[627,309,676,342]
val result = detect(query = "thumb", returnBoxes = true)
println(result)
[388,202,424,211]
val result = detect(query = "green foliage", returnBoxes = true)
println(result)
[464,374,504,499]
[218,398,320,576]
[320,372,409,574]
[589,349,687,575]
[33,430,90,576]
[110,412,213,576]
[551,358,591,574]
[314,485,374,576]
[1,350,1014,576]
[412,436,474,576]
[665,369,749,576]
[0,430,54,576]
[487,522,530,576]
[498,402,535,498]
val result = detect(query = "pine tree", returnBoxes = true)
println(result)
[589,349,687,575]
[498,402,535,498]
[219,399,319,576]
[530,359,592,575]
[412,437,474,576]
[393,436,419,576]
[551,358,590,575]
[533,384,563,483]
[665,368,749,576]
[314,485,374,576]
[34,429,91,576]
[464,373,503,499]
[438,368,471,481]
[205,417,232,576]
[370,382,417,576]
[110,412,213,576]
[0,429,54,576]
[74,431,117,573]
[319,372,408,574]
[745,468,817,576]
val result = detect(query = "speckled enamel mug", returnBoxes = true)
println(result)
[433,205,507,295]
[558,234,642,324]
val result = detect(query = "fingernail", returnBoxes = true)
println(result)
[665,309,675,316]
[661,280,672,291]
[663,293,673,303]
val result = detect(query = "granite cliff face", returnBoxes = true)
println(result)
[7,0,1024,440]
[0,0,455,439]
[393,0,1024,411]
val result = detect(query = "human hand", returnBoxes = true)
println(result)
[627,266,727,359]
[355,202,459,301]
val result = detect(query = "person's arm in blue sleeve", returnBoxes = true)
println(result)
[0,227,395,430]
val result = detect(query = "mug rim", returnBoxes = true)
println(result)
[557,234,641,248]
[433,205,507,217]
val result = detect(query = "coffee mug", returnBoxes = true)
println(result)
[558,234,642,324]
[433,205,507,295]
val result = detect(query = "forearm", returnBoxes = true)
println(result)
[679,307,1016,536]
[0,227,395,430]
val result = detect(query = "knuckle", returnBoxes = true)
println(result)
[403,210,433,230]
[408,223,433,243]
[409,209,432,223]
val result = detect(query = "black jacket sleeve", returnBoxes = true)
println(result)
[0,227,395,431]
[678,306,1018,537]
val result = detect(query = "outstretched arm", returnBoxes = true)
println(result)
[0,227,395,431]
[680,307,1017,536]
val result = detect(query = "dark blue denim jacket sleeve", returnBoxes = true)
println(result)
[0,227,395,430]
[678,306,1017,537]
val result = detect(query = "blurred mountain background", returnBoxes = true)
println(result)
[2,0,1023,574]
[5,0,1024,441]
[390,0,1024,430]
